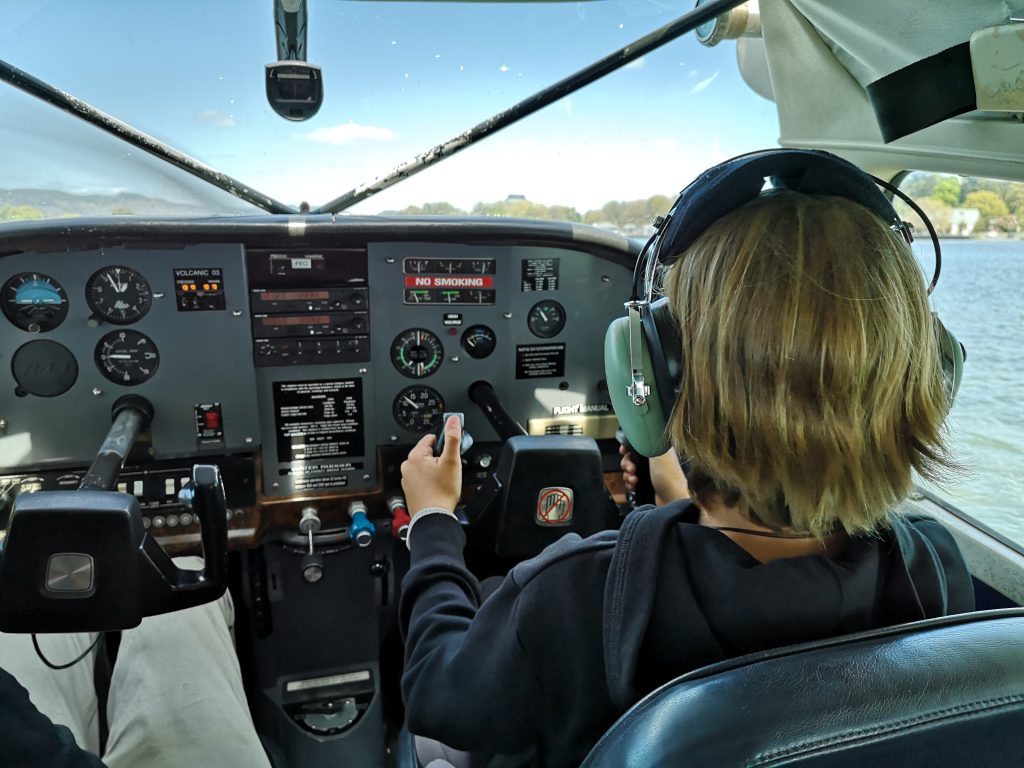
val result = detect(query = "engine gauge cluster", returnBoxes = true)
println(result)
[86,265,153,324]
[391,328,444,378]
[2,273,69,332]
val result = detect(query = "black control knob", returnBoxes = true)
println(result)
[301,551,324,583]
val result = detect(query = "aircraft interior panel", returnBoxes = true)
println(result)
[0,229,636,550]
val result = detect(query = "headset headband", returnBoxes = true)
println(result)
[645,149,913,273]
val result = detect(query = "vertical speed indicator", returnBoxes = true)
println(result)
[390,328,444,378]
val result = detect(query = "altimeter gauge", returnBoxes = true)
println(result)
[390,328,444,378]
[95,330,160,385]
[2,273,69,332]
[393,385,445,432]
[86,265,153,324]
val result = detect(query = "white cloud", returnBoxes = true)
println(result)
[624,57,645,70]
[302,121,397,145]
[654,138,678,151]
[197,110,236,127]
[687,71,719,95]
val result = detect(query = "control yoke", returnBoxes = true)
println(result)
[0,396,228,633]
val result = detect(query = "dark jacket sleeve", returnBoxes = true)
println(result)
[399,513,543,753]
[0,669,106,768]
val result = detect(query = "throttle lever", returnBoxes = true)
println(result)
[433,412,474,457]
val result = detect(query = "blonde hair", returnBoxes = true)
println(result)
[663,191,954,537]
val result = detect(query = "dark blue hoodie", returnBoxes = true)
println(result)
[400,502,974,767]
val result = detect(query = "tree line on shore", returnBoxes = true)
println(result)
[3,171,1022,235]
[896,172,1024,234]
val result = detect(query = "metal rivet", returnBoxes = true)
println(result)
[386,257,396,264]
[152,292,165,299]
[503,312,512,320]
[0,418,7,433]
[245,436,255,444]
[389,434,398,442]
[232,310,243,317]
[450,355,459,362]
[92,387,103,396]
[362,474,371,481]
[601,275,611,283]
[358,368,368,375]
[271,482,280,491]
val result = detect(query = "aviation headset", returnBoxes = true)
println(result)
[604,148,966,458]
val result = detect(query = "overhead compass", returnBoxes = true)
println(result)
[2,273,69,332]
[390,328,444,378]
[86,265,153,324]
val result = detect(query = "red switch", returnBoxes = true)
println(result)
[203,411,221,430]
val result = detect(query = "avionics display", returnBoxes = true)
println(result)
[247,249,370,367]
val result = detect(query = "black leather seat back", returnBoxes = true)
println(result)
[581,610,1024,767]
[471,435,619,561]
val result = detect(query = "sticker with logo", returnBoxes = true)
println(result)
[536,486,574,527]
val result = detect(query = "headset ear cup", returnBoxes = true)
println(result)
[933,313,964,405]
[604,316,671,458]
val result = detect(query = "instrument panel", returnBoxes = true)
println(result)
[0,221,636,544]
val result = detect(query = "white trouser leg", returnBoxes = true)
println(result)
[102,556,269,768]
[0,630,101,754]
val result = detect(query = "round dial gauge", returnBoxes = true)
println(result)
[86,265,153,324]
[461,324,497,359]
[2,273,69,332]
[391,328,444,378]
[393,385,445,433]
[95,330,160,385]
[527,300,566,339]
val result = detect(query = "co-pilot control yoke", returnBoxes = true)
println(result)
[0,395,229,633]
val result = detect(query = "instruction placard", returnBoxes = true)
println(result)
[515,344,566,379]
[273,379,364,462]
[521,258,560,292]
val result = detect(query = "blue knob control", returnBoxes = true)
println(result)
[347,501,375,548]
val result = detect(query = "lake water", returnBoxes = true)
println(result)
[915,239,1024,546]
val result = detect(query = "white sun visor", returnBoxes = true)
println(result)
[971,23,1024,112]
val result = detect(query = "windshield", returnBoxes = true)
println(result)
[0,1,778,227]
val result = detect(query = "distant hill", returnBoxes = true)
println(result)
[0,188,221,219]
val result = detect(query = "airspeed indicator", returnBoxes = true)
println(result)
[391,328,444,379]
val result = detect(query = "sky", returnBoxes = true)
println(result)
[0,0,780,215]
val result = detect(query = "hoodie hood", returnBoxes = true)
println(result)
[602,503,972,710]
